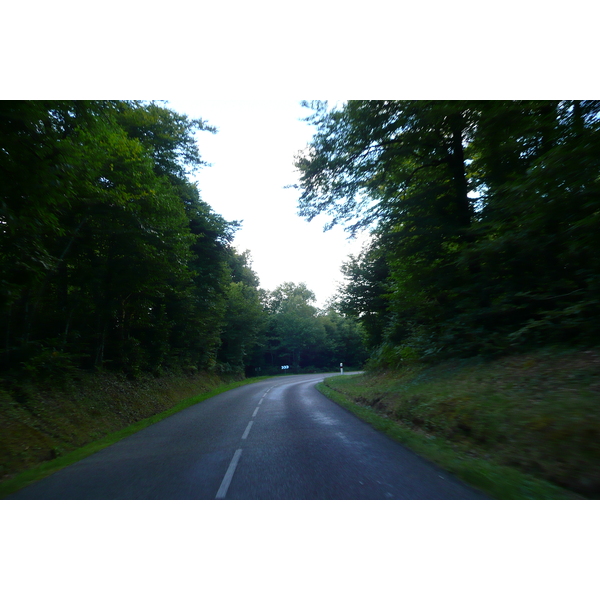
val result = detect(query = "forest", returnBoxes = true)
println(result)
[3,99,600,383]
[0,100,367,392]
[295,100,600,365]
[2,100,600,498]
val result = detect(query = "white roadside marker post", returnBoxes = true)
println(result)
[340,362,343,375]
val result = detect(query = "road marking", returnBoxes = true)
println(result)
[252,406,260,417]
[259,386,273,404]
[215,449,242,500]
[242,421,254,439]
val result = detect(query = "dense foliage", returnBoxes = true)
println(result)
[253,282,368,374]
[0,101,367,386]
[295,100,600,364]
[1,101,228,378]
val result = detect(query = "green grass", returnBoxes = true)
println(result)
[0,376,270,499]
[318,354,594,500]
[5,351,596,500]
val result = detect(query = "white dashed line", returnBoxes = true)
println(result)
[242,421,254,439]
[215,386,271,500]
[259,387,272,404]
[215,449,243,500]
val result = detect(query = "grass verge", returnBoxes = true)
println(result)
[0,376,269,499]
[318,369,585,500]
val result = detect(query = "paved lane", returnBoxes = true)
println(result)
[7,374,486,500]
[224,375,486,499]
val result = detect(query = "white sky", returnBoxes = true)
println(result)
[167,99,368,307]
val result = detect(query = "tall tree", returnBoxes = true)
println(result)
[217,250,267,374]
[266,282,325,368]
[0,100,241,379]
[296,100,600,361]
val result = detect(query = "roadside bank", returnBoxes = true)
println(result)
[0,370,266,497]
[318,347,600,499]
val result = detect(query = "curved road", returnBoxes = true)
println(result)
[8,373,487,500]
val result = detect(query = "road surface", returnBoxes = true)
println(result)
[7,373,487,499]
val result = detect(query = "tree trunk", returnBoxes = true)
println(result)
[447,113,472,231]
[94,321,107,369]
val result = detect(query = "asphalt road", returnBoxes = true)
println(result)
[8,373,487,500]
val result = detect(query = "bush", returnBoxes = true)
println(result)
[366,343,419,371]
[20,346,78,384]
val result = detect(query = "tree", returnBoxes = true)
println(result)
[0,100,242,379]
[266,282,325,368]
[295,101,481,355]
[314,307,369,369]
[296,100,600,362]
[258,281,368,372]
[337,240,391,349]
[217,251,267,374]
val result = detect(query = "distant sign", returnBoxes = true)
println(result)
[281,365,290,370]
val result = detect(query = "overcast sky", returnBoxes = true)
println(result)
[167,99,368,307]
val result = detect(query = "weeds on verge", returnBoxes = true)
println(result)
[321,348,600,499]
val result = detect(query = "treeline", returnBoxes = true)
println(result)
[295,101,600,365]
[253,282,368,374]
[0,101,366,384]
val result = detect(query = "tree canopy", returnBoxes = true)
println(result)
[1,101,241,378]
[295,100,600,364]
[0,100,368,385]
